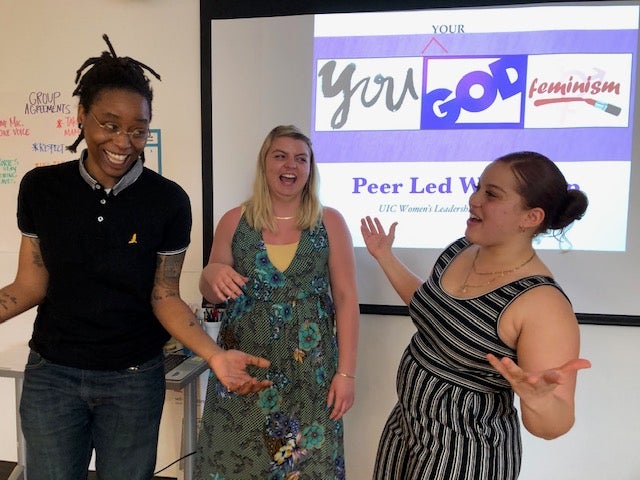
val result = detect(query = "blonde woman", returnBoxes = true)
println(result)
[197,125,359,479]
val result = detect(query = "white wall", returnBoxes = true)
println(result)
[1,2,639,480]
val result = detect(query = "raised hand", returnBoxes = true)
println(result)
[360,216,398,259]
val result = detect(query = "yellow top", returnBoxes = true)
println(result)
[265,242,299,272]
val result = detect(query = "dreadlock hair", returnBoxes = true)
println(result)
[66,34,161,157]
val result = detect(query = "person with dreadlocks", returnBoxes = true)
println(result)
[0,34,271,480]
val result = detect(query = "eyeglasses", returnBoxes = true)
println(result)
[89,112,150,143]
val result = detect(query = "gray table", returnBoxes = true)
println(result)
[165,356,209,480]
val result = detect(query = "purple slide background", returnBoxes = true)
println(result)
[311,30,638,163]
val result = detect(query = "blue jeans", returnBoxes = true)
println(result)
[20,350,166,480]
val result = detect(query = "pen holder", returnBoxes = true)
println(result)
[204,321,222,342]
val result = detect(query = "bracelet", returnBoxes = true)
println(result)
[337,371,356,379]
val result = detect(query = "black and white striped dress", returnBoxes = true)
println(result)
[373,237,564,480]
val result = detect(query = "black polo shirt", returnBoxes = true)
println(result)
[17,151,192,370]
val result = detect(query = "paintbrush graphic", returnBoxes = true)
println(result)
[533,96,621,116]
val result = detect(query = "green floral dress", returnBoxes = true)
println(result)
[194,215,345,480]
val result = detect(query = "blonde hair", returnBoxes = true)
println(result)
[243,125,322,232]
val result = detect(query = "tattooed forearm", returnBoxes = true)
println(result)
[162,255,184,280]
[0,291,18,311]
[155,254,185,282]
[151,253,198,328]
[0,290,19,323]
[184,317,198,327]
[156,253,184,283]
[29,237,44,267]
[151,289,179,301]
[152,253,185,302]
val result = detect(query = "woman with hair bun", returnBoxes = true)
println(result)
[362,151,591,480]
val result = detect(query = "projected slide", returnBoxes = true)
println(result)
[311,5,638,251]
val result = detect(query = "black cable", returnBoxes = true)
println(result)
[153,451,196,476]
